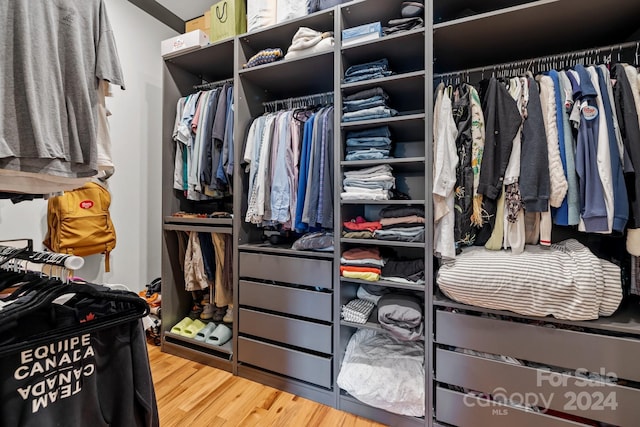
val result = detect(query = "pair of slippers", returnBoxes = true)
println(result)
[194,322,232,346]
[171,317,206,338]
[170,317,232,345]
[402,1,424,18]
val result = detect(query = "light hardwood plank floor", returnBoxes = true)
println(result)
[147,345,387,427]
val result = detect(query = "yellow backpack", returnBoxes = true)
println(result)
[43,182,116,272]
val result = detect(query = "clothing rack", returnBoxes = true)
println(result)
[434,39,640,82]
[0,240,84,270]
[193,77,234,91]
[262,91,334,113]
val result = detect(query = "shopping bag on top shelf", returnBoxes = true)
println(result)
[210,0,247,43]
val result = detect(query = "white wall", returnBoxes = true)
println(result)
[0,0,177,291]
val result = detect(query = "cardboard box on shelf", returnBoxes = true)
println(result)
[186,11,211,34]
[161,30,209,58]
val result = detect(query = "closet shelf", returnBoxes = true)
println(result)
[433,0,640,72]
[341,26,425,50]
[340,277,425,292]
[341,238,425,248]
[164,38,234,80]
[239,8,335,51]
[433,0,535,24]
[164,216,233,226]
[340,199,426,205]
[340,0,409,29]
[341,70,425,91]
[341,28,425,75]
[238,243,334,259]
[433,294,640,336]
[341,319,383,331]
[341,112,425,128]
[164,331,233,355]
[163,224,233,234]
[239,51,334,99]
[341,157,426,169]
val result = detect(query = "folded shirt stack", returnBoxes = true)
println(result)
[341,298,375,324]
[343,216,382,239]
[343,58,394,83]
[292,231,334,252]
[345,122,392,161]
[340,247,384,281]
[341,164,395,201]
[381,257,425,285]
[373,206,425,242]
[342,86,397,123]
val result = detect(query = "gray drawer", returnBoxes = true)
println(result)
[436,387,587,427]
[239,308,332,354]
[238,337,332,388]
[435,310,640,382]
[239,252,333,289]
[436,348,640,427]
[239,280,332,322]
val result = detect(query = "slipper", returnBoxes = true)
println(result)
[182,319,207,338]
[401,1,424,18]
[170,317,193,335]
[195,322,217,341]
[205,324,232,346]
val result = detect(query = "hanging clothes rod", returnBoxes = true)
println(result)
[0,240,84,270]
[434,40,640,80]
[193,77,234,91]
[263,91,334,113]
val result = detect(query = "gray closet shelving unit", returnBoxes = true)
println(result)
[232,7,339,408]
[430,1,640,427]
[336,1,428,426]
[160,0,640,426]
[160,38,236,372]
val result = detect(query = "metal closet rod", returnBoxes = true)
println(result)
[434,40,640,80]
[193,77,234,91]
[262,91,334,112]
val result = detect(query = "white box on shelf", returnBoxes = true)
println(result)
[342,22,382,47]
[161,30,209,58]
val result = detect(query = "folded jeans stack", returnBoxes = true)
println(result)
[342,86,397,122]
[340,247,384,281]
[341,164,395,200]
[345,121,392,161]
[343,58,394,83]
[373,205,425,242]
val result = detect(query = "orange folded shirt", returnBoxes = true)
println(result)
[340,265,382,275]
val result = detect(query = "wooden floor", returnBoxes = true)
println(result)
[148,344,387,427]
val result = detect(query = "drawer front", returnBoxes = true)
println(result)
[238,337,332,388]
[239,252,333,289]
[436,387,586,427]
[436,348,640,426]
[435,310,640,382]
[239,280,332,322]
[239,308,332,354]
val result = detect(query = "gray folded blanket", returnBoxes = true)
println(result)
[377,293,423,341]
